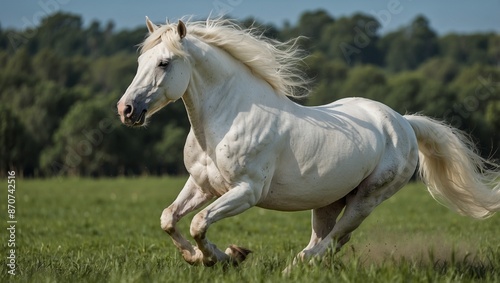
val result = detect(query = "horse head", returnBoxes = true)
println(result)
[117,18,191,126]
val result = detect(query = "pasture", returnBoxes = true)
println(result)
[1,177,500,282]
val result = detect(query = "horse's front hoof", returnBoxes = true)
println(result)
[225,244,252,265]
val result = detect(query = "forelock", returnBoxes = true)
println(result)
[139,24,187,57]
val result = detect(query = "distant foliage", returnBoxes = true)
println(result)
[0,11,498,177]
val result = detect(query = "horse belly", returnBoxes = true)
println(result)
[256,120,383,211]
[257,160,372,211]
[257,179,356,211]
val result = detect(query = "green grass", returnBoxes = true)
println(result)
[1,177,500,282]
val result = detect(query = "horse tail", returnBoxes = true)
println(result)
[404,114,500,219]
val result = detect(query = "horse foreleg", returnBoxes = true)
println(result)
[161,176,213,265]
[189,183,258,266]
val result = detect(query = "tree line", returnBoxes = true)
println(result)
[0,11,499,177]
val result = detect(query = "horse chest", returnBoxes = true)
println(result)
[184,136,241,197]
[184,148,229,197]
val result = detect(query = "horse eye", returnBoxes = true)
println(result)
[158,60,170,68]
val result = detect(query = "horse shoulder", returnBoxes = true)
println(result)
[184,113,282,197]
[215,113,282,181]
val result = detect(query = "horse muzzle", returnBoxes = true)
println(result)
[117,101,148,127]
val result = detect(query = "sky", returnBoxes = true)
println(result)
[1,0,499,35]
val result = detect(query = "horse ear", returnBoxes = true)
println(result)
[146,16,158,34]
[177,20,187,39]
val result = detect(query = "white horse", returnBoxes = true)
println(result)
[117,17,500,269]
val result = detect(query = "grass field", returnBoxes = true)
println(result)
[1,177,500,282]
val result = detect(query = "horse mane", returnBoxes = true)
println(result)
[139,18,310,98]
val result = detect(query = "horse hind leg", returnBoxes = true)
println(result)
[297,198,346,261]
[333,162,415,247]
[290,156,417,269]
[283,199,346,274]
[324,144,418,249]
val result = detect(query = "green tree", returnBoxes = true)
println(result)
[380,15,438,71]
[304,52,349,105]
[154,124,188,175]
[385,72,424,114]
[445,65,500,158]
[40,95,124,176]
[487,34,500,66]
[35,12,85,56]
[0,105,34,176]
[486,101,500,130]
[32,48,85,87]
[386,72,453,118]
[486,101,500,154]
[439,34,494,66]
[2,47,33,87]
[417,57,461,83]
[339,65,388,101]
[321,13,381,65]
[281,9,335,50]
[84,53,137,92]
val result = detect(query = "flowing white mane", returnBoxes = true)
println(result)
[140,18,310,98]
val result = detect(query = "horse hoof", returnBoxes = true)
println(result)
[225,244,252,265]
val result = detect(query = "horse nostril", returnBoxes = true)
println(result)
[124,104,133,118]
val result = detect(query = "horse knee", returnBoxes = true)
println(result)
[160,207,176,234]
[190,211,208,240]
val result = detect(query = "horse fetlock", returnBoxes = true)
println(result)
[182,246,205,265]
[190,247,217,267]
[185,244,231,267]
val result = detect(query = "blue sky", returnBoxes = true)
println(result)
[1,0,499,35]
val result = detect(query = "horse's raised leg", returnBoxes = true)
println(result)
[160,176,213,265]
[189,182,258,266]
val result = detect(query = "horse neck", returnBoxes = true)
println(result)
[181,37,279,146]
